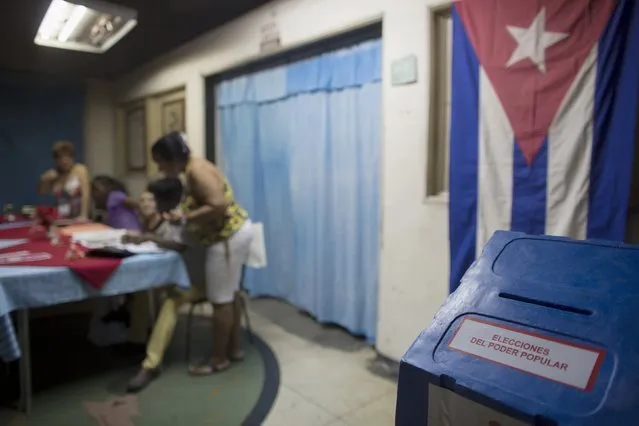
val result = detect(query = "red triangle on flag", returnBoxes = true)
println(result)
[455,0,615,165]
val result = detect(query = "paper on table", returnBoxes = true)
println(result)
[73,229,127,249]
[111,242,166,254]
[60,222,112,236]
[0,251,52,264]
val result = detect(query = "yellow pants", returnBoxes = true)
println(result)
[134,285,203,370]
[128,291,156,345]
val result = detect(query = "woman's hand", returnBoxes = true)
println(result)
[38,169,59,194]
[41,169,58,183]
[163,210,186,224]
[122,232,147,245]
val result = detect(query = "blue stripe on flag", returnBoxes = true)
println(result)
[449,7,480,293]
[510,140,548,235]
[589,0,639,240]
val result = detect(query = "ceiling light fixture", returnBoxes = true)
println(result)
[58,4,87,42]
[34,0,137,53]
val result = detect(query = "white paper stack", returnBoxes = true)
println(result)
[72,229,127,249]
[111,242,165,254]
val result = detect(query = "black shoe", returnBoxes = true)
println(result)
[101,305,131,327]
[126,368,159,393]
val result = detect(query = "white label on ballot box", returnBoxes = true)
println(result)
[427,384,527,426]
[448,318,605,391]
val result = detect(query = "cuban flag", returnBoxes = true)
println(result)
[449,0,639,292]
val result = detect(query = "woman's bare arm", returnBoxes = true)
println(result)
[38,169,58,195]
[74,164,91,218]
[123,197,139,210]
[122,232,187,251]
[185,161,227,223]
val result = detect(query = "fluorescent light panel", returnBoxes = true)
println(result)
[58,4,87,42]
[34,0,137,53]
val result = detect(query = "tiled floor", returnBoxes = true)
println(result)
[246,298,398,426]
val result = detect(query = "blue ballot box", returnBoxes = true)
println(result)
[396,231,639,426]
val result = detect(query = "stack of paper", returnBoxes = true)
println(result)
[111,242,165,254]
[72,229,127,249]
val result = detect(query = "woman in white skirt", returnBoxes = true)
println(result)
[152,131,253,375]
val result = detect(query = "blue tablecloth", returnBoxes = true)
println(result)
[0,224,190,361]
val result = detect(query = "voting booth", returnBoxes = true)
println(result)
[396,231,639,426]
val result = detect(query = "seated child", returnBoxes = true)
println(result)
[124,178,187,251]
[124,178,208,393]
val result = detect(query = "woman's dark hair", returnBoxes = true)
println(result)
[151,131,191,163]
[92,175,128,195]
[147,178,184,212]
[52,140,74,158]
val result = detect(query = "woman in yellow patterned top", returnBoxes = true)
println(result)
[150,131,253,375]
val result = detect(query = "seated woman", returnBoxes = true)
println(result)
[89,175,145,346]
[38,140,90,220]
[91,175,140,231]
[126,177,208,392]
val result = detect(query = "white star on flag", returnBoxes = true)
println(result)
[506,8,569,73]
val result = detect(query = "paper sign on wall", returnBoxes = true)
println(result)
[259,9,281,53]
[447,318,605,391]
[391,55,418,86]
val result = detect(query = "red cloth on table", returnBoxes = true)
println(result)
[0,225,33,240]
[0,239,122,290]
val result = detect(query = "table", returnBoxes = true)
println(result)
[0,222,191,413]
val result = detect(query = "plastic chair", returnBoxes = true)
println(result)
[184,265,253,362]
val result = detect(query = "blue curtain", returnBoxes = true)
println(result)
[216,40,382,342]
[0,71,85,207]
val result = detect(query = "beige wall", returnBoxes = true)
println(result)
[84,79,117,177]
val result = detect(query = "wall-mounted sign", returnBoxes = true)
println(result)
[391,55,418,86]
[259,9,281,53]
[161,99,185,135]
[125,106,146,172]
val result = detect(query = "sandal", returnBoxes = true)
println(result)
[188,359,231,376]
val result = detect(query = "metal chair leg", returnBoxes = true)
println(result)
[238,265,254,343]
[185,303,196,362]
[17,309,31,414]
[239,292,254,343]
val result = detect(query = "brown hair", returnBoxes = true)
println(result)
[52,140,74,158]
